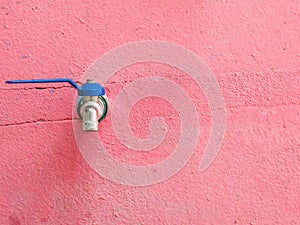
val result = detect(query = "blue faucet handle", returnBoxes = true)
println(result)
[78,82,105,96]
[5,78,105,96]
[6,78,80,89]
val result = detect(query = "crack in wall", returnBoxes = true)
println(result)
[0,85,75,91]
[0,103,299,128]
[0,118,77,127]
[1,67,299,91]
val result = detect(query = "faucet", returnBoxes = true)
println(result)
[5,78,108,131]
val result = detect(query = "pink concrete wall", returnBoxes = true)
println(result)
[0,0,299,224]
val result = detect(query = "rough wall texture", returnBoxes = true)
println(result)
[0,0,299,224]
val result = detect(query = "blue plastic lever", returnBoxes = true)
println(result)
[5,78,105,96]
[6,78,80,89]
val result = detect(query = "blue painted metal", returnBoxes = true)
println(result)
[6,78,80,89]
[78,82,105,96]
[5,78,105,96]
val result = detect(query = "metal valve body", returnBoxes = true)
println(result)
[77,95,107,131]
